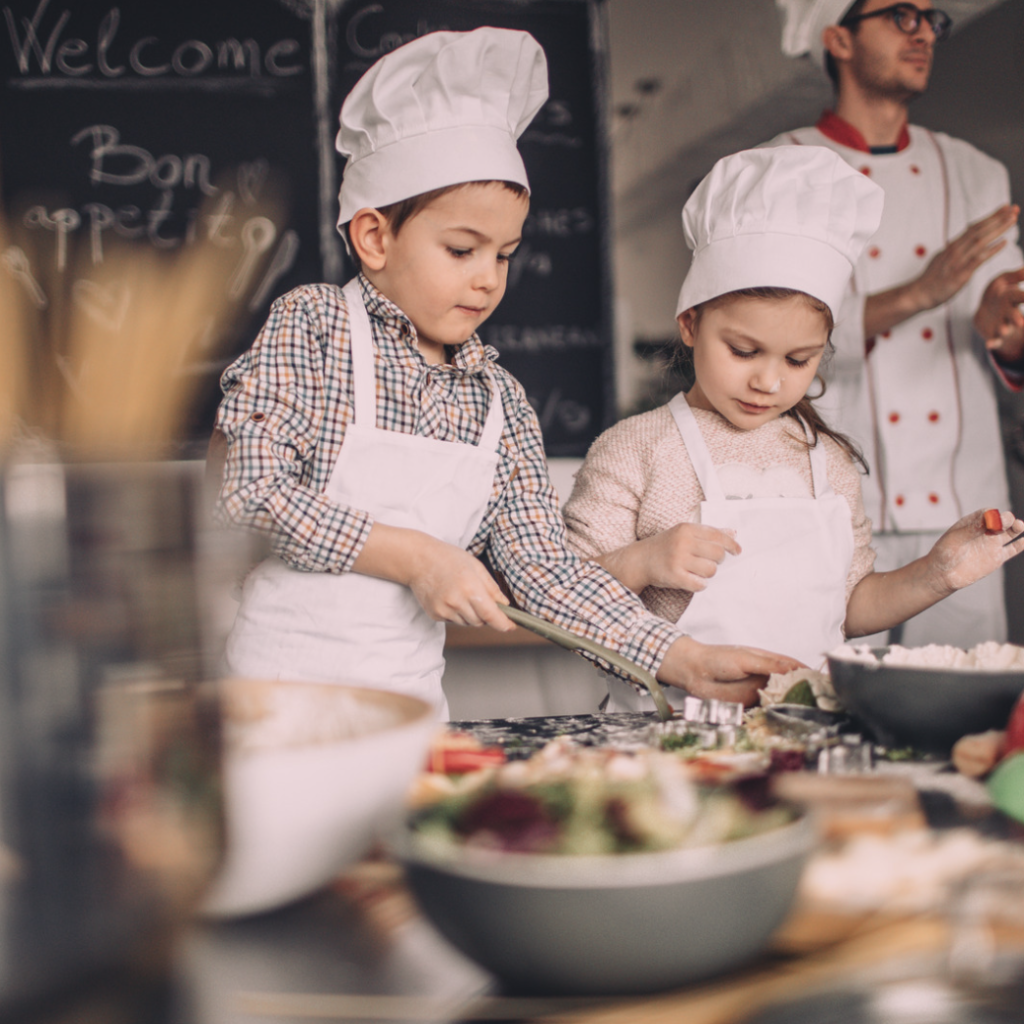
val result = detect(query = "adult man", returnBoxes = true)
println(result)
[771,0,1024,646]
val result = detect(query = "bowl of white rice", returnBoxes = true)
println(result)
[827,642,1024,755]
[202,678,437,918]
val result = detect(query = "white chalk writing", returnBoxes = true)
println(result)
[3,0,303,82]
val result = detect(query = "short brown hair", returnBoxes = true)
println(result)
[344,180,529,269]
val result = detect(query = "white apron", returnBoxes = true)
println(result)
[224,277,504,719]
[606,395,854,713]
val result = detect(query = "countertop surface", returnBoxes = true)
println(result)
[33,713,1024,1024]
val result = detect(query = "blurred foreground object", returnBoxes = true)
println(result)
[395,740,814,994]
[0,193,277,1013]
[203,679,436,918]
[0,460,223,1017]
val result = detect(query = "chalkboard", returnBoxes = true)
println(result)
[0,0,612,456]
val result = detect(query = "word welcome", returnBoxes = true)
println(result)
[4,0,303,81]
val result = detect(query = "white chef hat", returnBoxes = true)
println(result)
[775,0,856,70]
[675,145,884,318]
[335,28,549,229]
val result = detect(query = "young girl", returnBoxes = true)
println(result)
[564,145,1024,713]
[213,29,800,719]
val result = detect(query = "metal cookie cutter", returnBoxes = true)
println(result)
[650,696,746,749]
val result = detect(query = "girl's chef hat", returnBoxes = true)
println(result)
[775,0,855,69]
[675,145,884,318]
[335,28,548,229]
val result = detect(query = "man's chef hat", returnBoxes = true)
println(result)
[335,27,548,229]
[775,0,855,70]
[675,145,884,318]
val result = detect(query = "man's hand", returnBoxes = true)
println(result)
[598,524,740,595]
[975,267,1024,365]
[656,636,804,707]
[912,205,1018,311]
[864,205,1019,338]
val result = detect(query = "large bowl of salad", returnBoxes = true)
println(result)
[392,741,815,995]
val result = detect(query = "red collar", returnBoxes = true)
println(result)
[815,110,910,153]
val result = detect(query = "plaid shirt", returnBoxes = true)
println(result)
[215,275,684,678]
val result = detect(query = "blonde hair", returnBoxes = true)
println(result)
[685,287,867,472]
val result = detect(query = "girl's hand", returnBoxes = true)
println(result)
[657,636,804,707]
[599,524,740,594]
[641,524,741,592]
[406,537,515,630]
[926,509,1024,594]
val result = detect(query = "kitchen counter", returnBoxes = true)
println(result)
[48,714,1024,1024]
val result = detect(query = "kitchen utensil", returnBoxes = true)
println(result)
[828,649,1024,755]
[393,810,815,995]
[498,604,672,720]
[202,679,437,918]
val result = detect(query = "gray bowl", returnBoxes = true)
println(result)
[393,814,815,995]
[827,650,1024,755]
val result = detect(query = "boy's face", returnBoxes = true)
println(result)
[679,295,828,430]
[372,183,529,363]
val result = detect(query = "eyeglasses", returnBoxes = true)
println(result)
[841,3,953,41]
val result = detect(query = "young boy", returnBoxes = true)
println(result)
[214,28,799,718]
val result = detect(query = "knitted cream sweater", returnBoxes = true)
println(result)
[563,401,876,625]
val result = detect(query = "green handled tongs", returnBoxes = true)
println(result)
[497,604,673,721]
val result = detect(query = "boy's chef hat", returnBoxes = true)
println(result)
[336,27,548,228]
[675,145,884,318]
[775,0,855,69]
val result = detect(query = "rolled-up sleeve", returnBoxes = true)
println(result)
[480,383,685,680]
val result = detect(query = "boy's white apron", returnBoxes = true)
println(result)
[607,394,854,713]
[224,278,504,720]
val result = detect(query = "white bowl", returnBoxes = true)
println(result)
[393,811,815,994]
[202,679,436,918]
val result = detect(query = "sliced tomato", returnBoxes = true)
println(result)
[983,508,1004,533]
[429,748,507,775]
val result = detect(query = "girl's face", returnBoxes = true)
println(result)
[679,294,829,430]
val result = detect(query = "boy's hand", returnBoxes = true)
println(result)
[406,537,515,630]
[927,508,1024,594]
[353,524,514,630]
[657,636,804,707]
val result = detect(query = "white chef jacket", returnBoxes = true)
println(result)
[766,118,1022,533]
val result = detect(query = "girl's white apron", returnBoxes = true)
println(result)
[224,278,504,719]
[606,394,854,713]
